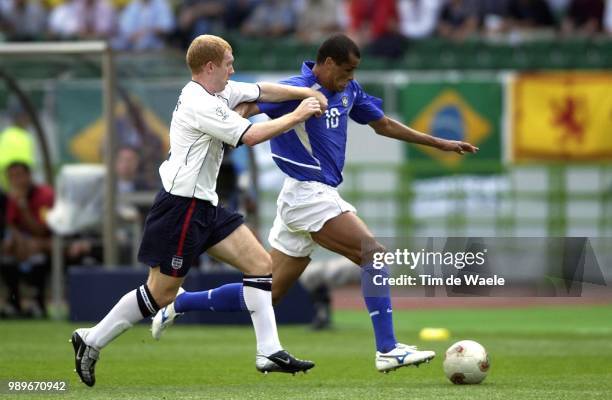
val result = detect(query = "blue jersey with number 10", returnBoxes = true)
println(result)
[258,61,384,188]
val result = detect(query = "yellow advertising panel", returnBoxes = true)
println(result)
[513,73,612,161]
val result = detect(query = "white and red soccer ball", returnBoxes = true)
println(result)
[443,340,490,384]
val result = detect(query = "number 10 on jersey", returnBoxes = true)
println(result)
[325,108,340,129]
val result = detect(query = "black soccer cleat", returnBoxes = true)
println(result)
[256,350,315,374]
[70,329,99,387]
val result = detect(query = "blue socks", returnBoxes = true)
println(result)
[361,264,397,353]
[174,283,247,313]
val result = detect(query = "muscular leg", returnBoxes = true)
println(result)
[311,212,397,353]
[310,212,375,265]
[207,225,272,276]
[270,249,310,305]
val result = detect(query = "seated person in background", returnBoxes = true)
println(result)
[0,191,6,242]
[113,0,174,51]
[176,0,226,49]
[295,0,343,44]
[0,0,47,41]
[437,0,479,41]
[0,162,54,318]
[398,0,443,40]
[507,0,555,31]
[477,0,511,35]
[241,0,296,38]
[47,0,115,40]
[66,146,154,267]
[606,0,612,34]
[561,0,605,36]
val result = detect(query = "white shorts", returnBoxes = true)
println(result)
[268,177,356,258]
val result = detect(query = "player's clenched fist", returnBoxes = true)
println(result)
[293,97,322,121]
[309,90,328,113]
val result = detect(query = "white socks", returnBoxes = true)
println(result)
[243,275,282,356]
[84,285,159,349]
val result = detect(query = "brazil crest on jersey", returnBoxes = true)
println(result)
[258,61,384,187]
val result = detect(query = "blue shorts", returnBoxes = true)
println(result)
[137,190,244,277]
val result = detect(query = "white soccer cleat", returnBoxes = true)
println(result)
[375,343,435,373]
[151,288,185,340]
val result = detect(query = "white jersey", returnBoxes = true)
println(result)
[159,80,260,205]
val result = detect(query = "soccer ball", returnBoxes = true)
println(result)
[443,340,490,384]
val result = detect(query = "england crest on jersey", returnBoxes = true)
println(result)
[171,256,183,270]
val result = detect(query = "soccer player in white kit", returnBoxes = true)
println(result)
[70,34,326,387]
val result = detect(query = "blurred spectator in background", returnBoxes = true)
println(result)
[0,191,6,242]
[113,0,174,50]
[224,0,259,33]
[546,0,571,22]
[114,145,153,262]
[0,0,47,41]
[0,162,53,318]
[65,146,155,267]
[241,0,296,38]
[295,0,343,44]
[507,0,555,31]
[48,0,115,40]
[437,0,479,41]
[348,0,402,58]
[176,0,226,48]
[398,0,442,40]
[606,0,612,33]
[478,0,511,36]
[561,0,605,36]
[0,102,36,191]
[348,0,399,44]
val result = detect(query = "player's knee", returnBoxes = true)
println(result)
[149,285,179,308]
[272,286,287,305]
[360,241,387,267]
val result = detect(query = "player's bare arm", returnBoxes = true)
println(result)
[241,97,321,146]
[369,116,479,155]
[257,82,328,112]
[233,102,261,119]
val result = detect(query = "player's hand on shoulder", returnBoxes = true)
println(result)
[440,140,479,155]
[293,97,322,122]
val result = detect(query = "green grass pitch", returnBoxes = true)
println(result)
[1,305,611,399]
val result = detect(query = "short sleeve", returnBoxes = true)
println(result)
[349,82,384,125]
[193,102,252,147]
[225,81,260,109]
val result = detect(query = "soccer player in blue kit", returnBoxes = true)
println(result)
[153,34,478,373]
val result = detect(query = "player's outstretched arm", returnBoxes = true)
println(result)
[257,82,327,113]
[233,102,261,119]
[369,116,479,155]
[241,97,321,146]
